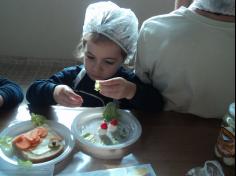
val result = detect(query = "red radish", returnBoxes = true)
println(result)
[101,122,108,129]
[110,119,118,126]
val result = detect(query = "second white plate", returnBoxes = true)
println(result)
[0,120,75,168]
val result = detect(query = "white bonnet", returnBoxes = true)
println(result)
[82,1,139,61]
[190,0,235,16]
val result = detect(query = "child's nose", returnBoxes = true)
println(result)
[93,63,104,74]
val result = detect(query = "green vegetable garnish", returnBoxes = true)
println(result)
[17,159,32,168]
[48,145,60,150]
[103,102,119,122]
[100,135,113,145]
[83,133,96,143]
[94,80,100,91]
[31,113,46,126]
[48,139,61,150]
[0,136,13,156]
[0,136,12,148]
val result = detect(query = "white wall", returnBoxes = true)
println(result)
[0,0,174,60]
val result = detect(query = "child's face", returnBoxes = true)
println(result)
[84,40,124,81]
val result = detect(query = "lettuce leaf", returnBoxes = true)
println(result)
[0,136,12,147]
[17,159,32,168]
[0,136,13,156]
[31,113,46,126]
[0,138,32,167]
[83,133,96,143]
[103,102,119,122]
[94,80,100,91]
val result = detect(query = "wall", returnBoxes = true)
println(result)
[0,0,174,60]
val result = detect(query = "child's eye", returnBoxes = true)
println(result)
[105,60,115,65]
[86,55,95,60]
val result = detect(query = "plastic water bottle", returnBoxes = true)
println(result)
[215,102,235,166]
[186,160,224,176]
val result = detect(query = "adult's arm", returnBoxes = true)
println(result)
[175,0,193,9]
[135,20,154,85]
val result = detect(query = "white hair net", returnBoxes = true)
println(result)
[190,0,235,16]
[82,1,139,61]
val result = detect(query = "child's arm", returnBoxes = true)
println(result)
[98,76,164,112]
[53,85,83,107]
[0,78,24,109]
[26,66,82,107]
[99,77,136,100]
[0,95,4,108]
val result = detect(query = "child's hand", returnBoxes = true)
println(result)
[99,77,136,100]
[53,85,83,107]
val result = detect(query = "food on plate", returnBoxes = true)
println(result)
[31,113,46,126]
[17,159,33,167]
[82,102,129,145]
[98,122,108,136]
[12,124,64,163]
[100,102,120,134]
[0,136,13,157]
[94,80,100,91]
[108,119,119,132]
[83,133,96,144]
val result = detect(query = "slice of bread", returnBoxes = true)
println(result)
[12,124,65,163]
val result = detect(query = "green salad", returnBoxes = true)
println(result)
[103,102,120,122]
[0,136,13,157]
[31,113,46,126]
[94,80,100,91]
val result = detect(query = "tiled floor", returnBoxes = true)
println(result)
[0,56,80,103]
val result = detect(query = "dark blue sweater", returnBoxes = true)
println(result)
[0,77,24,110]
[26,65,164,112]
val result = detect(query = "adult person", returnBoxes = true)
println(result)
[135,0,235,118]
[175,0,193,9]
[0,77,24,110]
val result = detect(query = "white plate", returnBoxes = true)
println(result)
[0,120,75,168]
[71,108,142,159]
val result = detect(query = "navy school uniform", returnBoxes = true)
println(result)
[0,77,24,110]
[26,65,164,112]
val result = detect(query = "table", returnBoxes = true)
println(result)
[0,105,234,176]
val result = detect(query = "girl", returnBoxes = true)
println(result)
[26,1,164,112]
